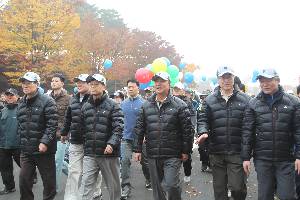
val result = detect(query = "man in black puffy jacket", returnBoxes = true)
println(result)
[242,68,300,200]
[196,66,250,200]
[17,72,58,200]
[80,74,123,200]
[133,72,194,200]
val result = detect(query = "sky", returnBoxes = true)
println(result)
[88,0,300,86]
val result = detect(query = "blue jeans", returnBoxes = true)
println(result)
[120,140,133,188]
[55,141,67,191]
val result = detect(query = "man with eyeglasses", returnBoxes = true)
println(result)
[80,74,123,200]
[242,68,300,200]
[17,72,58,200]
[196,66,250,200]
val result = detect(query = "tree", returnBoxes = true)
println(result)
[0,0,80,84]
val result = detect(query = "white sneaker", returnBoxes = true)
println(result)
[228,190,231,198]
[183,176,191,183]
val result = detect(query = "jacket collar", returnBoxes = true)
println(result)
[24,90,40,105]
[50,89,67,100]
[214,86,238,100]
[257,85,284,105]
[149,91,173,105]
[88,92,108,106]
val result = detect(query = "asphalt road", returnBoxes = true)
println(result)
[1,149,259,200]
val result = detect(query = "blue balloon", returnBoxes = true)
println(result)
[161,57,171,66]
[179,62,186,69]
[201,75,207,82]
[184,72,194,84]
[252,70,259,83]
[103,59,113,69]
[139,82,151,90]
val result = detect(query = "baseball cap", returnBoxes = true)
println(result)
[86,74,106,85]
[216,66,235,77]
[19,72,40,82]
[74,74,89,82]
[144,87,152,92]
[173,82,184,90]
[256,68,279,80]
[5,88,19,96]
[152,72,170,81]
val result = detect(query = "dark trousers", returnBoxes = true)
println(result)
[198,142,210,166]
[148,158,182,200]
[182,153,192,176]
[140,143,151,181]
[254,159,297,200]
[210,154,247,200]
[19,153,56,200]
[0,148,21,190]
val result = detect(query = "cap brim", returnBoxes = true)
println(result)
[152,75,168,81]
[19,77,36,82]
[73,77,86,82]
[256,75,275,80]
[4,91,15,96]
[218,72,235,77]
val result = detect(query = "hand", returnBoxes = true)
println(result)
[134,153,142,161]
[195,133,208,145]
[104,144,113,154]
[181,153,188,161]
[61,136,68,144]
[243,161,251,176]
[39,143,48,153]
[295,159,300,174]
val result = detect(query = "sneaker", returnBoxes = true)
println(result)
[93,192,103,200]
[0,188,16,195]
[145,179,152,190]
[183,176,191,183]
[227,190,231,198]
[201,163,208,172]
[121,186,131,199]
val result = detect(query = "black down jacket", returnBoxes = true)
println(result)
[17,91,58,155]
[81,93,123,157]
[61,93,89,144]
[133,93,194,158]
[241,87,300,161]
[197,87,251,154]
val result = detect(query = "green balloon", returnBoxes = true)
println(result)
[149,80,155,87]
[170,76,179,87]
[167,65,179,79]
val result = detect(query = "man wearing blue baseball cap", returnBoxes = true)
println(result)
[242,68,300,199]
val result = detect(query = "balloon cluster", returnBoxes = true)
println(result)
[135,57,180,89]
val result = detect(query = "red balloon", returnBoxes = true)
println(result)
[135,68,153,83]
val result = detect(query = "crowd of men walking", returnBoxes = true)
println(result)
[0,66,300,200]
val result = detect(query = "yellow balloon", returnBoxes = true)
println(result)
[152,58,167,73]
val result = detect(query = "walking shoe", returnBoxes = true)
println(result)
[145,179,152,190]
[201,163,208,172]
[227,190,231,198]
[121,185,131,199]
[0,188,16,195]
[93,192,103,200]
[183,176,191,183]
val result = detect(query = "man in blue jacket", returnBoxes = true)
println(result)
[0,88,20,195]
[120,79,145,199]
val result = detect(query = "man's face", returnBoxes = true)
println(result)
[89,80,106,96]
[51,77,64,90]
[259,77,279,95]
[154,78,170,95]
[127,82,139,97]
[5,94,18,104]
[172,87,184,96]
[218,73,234,91]
[76,81,89,94]
[21,80,38,95]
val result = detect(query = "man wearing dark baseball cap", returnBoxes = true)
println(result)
[242,68,300,199]
[0,88,20,195]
